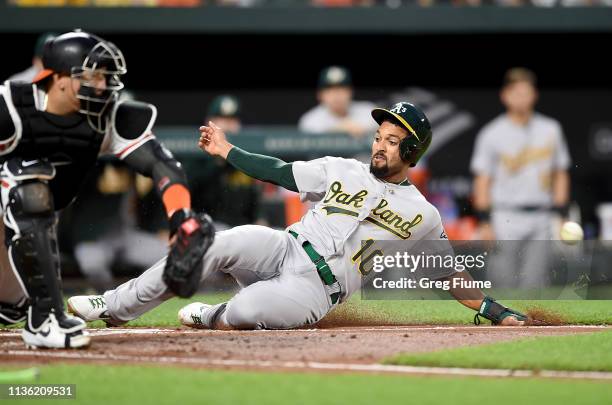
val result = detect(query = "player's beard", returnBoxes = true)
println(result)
[369,158,389,178]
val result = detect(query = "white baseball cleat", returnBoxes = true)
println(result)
[22,309,90,349]
[67,295,112,322]
[178,302,226,329]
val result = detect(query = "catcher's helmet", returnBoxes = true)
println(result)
[33,30,127,133]
[371,102,432,167]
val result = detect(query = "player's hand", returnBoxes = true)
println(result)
[198,121,233,159]
[499,315,525,326]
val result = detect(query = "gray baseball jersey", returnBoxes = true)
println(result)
[290,157,451,297]
[470,113,571,208]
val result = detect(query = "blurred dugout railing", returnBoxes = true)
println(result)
[156,127,370,157]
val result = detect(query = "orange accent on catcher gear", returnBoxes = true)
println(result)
[162,184,191,218]
[32,69,54,83]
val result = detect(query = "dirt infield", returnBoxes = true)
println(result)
[1,325,609,379]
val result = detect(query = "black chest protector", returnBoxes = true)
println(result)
[3,82,110,210]
[6,82,104,166]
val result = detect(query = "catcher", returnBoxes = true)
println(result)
[0,30,213,349]
[68,102,527,330]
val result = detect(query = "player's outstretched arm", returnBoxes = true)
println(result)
[445,271,526,326]
[199,122,298,192]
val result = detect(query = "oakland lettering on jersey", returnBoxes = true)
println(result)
[319,181,424,239]
[322,181,368,209]
[366,198,423,239]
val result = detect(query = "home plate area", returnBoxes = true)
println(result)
[1,325,610,380]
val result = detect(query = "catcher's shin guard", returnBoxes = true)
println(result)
[1,158,65,328]
[163,209,215,298]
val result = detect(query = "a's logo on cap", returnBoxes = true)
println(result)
[326,67,346,84]
[390,103,407,114]
[220,98,238,116]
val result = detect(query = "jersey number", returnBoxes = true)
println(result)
[351,239,383,275]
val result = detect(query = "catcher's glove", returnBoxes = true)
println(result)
[474,296,527,325]
[163,209,215,298]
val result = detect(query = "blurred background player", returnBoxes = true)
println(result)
[6,32,56,83]
[298,66,378,138]
[206,94,241,133]
[470,67,571,288]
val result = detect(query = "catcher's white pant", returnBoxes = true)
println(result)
[104,225,335,329]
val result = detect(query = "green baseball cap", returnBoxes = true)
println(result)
[318,66,352,89]
[207,95,241,118]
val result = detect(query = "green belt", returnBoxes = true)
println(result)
[289,230,340,305]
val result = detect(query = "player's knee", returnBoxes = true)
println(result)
[204,228,244,262]
[224,295,267,329]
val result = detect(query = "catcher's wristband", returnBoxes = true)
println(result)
[474,209,491,223]
[474,296,527,325]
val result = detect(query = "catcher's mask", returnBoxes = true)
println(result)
[34,30,127,133]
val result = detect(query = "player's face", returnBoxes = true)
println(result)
[76,70,109,96]
[370,121,408,179]
[50,75,81,112]
[57,70,109,112]
[500,81,538,115]
[318,86,353,116]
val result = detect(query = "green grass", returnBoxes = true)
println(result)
[88,296,612,328]
[386,330,612,371]
[1,364,611,405]
[3,294,610,329]
[325,297,612,326]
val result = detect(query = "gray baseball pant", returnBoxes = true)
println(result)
[103,225,334,329]
[489,210,552,288]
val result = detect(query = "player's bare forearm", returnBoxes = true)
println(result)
[473,174,491,210]
[552,170,570,207]
[473,174,495,239]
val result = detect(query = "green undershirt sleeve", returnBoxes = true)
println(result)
[226,146,299,192]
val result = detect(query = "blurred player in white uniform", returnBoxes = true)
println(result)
[298,66,377,138]
[471,68,571,287]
